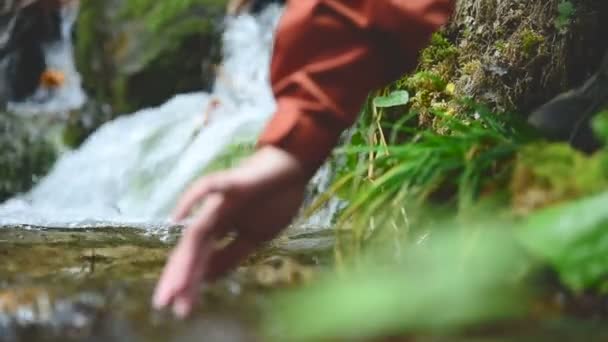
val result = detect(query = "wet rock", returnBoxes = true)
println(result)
[0,113,57,202]
[0,0,86,201]
[441,0,608,114]
[0,0,82,108]
[75,0,223,115]
[0,226,330,341]
[4,2,58,102]
[173,319,255,342]
[252,256,315,288]
[0,0,40,105]
[0,287,106,342]
[528,52,608,153]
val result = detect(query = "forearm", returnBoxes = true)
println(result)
[258,0,455,174]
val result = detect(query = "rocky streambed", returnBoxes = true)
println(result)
[0,226,334,342]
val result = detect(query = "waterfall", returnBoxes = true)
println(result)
[0,5,281,228]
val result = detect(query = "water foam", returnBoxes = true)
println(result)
[0,5,281,227]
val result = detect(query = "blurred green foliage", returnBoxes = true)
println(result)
[266,225,529,341]
[290,42,608,338]
[555,0,575,33]
[520,191,608,291]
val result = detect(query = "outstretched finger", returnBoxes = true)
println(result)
[152,230,205,310]
[172,174,232,221]
[154,192,234,313]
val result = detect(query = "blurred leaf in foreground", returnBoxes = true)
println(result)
[264,227,529,341]
[519,191,608,292]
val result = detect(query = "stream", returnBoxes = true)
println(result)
[0,3,337,341]
[5,1,608,341]
[0,4,281,226]
[0,226,334,342]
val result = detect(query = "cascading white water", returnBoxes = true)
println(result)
[0,5,281,228]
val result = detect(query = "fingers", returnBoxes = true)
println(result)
[172,173,233,222]
[169,256,207,318]
[152,234,257,317]
[154,194,233,317]
[152,232,205,314]
[153,153,309,318]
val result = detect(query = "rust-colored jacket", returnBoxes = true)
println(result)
[258,0,454,170]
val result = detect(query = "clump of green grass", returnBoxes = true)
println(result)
[280,103,608,340]
[510,142,608,215]
[419,32,459,69]
[309,98,534,262]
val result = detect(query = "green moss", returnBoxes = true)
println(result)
[461,60,481,75]
[402,71,446,92]
[76,0,223,115]
[419,33,458,69]
[0,114,58,201]
[511,143,608,214]
[494,40,508,54]
[520,29,545,56]
[121,0,227,34]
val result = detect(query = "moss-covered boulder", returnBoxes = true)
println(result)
[0,0,85,200]
[75,0,224,115]
[0,113,57,201]
[421,0,608,115]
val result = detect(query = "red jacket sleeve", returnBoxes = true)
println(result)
[257,0,455,170]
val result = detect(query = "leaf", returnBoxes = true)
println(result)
[518,191,608,291]
[265,229,527,341]
[592,110,608,144]
[373,91,410,108]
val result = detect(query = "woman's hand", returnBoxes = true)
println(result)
[152,146,310,318]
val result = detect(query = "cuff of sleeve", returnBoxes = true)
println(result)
[257,97,342,174]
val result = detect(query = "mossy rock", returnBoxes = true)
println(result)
[0,113,58,201]
[443,0,608,114]
[75,0,224,115]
